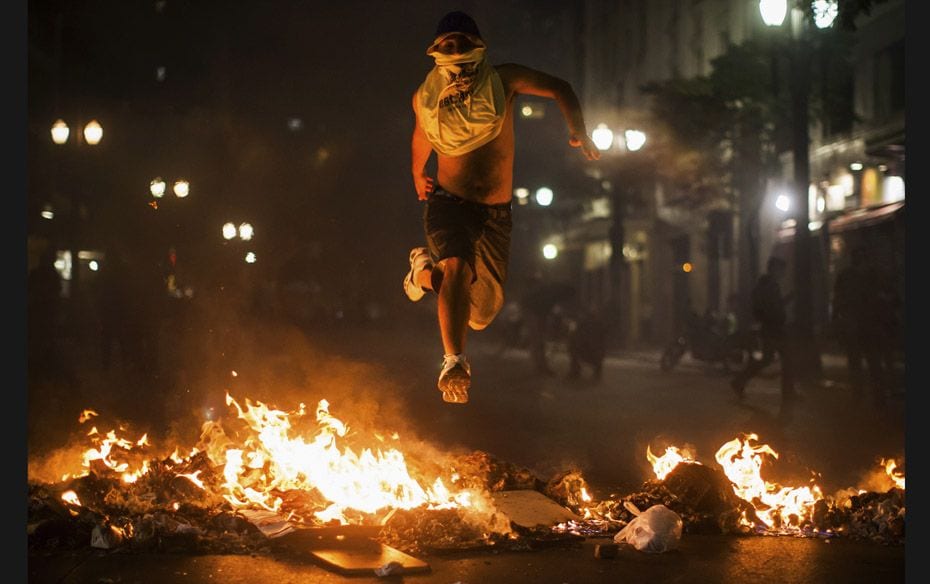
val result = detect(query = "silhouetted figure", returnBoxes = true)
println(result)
[567,305,607,381]
[28,249,69,382]
[96,246,163,392]
[731,256,796,401]
[522,276,576,376]
[832,247,891,404]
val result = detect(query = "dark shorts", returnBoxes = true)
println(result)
[424,187,512,330]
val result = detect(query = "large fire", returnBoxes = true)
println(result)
[54,394,484,528]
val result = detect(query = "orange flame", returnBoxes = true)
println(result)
[213,395,473,524]
[647,445,699,480]
[880,458,905,490]
[714,433,823,530]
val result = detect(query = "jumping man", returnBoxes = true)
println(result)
[403,11,600,404]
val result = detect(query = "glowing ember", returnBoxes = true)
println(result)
[647,445,699,480]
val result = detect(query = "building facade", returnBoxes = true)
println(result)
[566,0,904,347]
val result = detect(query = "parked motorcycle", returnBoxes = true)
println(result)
[659,311,753,373]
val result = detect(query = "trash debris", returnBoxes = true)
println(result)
[613,502,682,553]
[90,523,127,549]
[374,560,403,577]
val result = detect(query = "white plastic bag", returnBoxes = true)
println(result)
[613,502,683,553]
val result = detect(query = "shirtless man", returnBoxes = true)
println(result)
[403,11,599,404]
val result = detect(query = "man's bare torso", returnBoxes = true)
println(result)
[431,66,517,206]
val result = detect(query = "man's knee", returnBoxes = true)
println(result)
[437,257,473,282]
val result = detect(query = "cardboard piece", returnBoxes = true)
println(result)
[307,539,431,576]
[491,489,580,528]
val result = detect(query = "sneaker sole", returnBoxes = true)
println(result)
[404,248,429,302]
[404,272,425,301]
[438,369,470,404]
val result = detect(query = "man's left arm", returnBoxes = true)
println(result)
[498,63,600,161]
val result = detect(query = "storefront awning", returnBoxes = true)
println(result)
[827,201,904,233]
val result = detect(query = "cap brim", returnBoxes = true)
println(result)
[425,32,485,55]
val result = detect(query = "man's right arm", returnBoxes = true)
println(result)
[411,91,435,201]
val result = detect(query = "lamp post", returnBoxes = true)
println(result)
[759,0,837,380]
[149,176,192,297]
[591,122,648,348]
[50,118,104,298]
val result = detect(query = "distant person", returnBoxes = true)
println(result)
[521,275,559,376]
[28,248,68,381]
[831,246,891,404]
[567,305,607,382]
[96,244,163,390]
[400,11,599,404]
[731,256,796,401]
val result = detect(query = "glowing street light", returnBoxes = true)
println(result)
[50,119,70,145]
[759,0,787,26]
[172,179,190,198]
[222,221,255,242]
[150,177,190,199]
[535,187,554,207]
[542,243,558,260]
[51,119,104,146]
[624,129,647,152]
[83,120,103,145]
[150,177,167,198]
[812,0,838,29]
[592,123,615,151]
[775,192,791,212]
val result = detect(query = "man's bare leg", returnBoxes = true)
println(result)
[417,257,472,403]
[434,258,472,355]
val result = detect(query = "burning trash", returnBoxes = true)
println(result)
[28,397,904,563]
[553,433,905,547]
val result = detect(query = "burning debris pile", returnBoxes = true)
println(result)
[553,436,905,546]
[27,397,904,560]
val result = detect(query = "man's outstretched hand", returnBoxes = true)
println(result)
[570,134,601,161]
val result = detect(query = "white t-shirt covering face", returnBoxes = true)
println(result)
[417,44,505,157]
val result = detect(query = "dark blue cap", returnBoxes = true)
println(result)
[434,11,482,41]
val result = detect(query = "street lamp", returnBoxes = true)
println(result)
[149,177,190,199]
[588,121,650,348]
[49,118,104,298]
[535,187,554,207]
[592,123,614,151]
[222,221,257,264]
[50,119,104,146]
[759,0,837,379]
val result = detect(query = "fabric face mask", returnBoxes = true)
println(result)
[418,46,505,156]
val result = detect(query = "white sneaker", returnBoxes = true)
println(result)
[403,247,431,302]
[438,353,471,404]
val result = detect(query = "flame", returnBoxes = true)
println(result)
[61,490,81,506]
[880,458,905,490]
[213,395,472,524]
[647,445,699,480]
[714,433,823,530]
